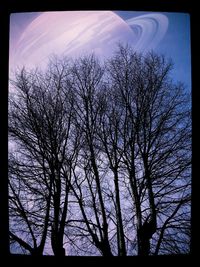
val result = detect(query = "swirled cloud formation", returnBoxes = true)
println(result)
[10,11,135,69]
[9,11,168,70]
[126,13,168,51]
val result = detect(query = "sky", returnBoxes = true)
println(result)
[9,11,191,255]
[9,11,191,90]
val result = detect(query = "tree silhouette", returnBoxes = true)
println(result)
[9,58,77,256]
[9,45,191,256]
[106,45,191,255]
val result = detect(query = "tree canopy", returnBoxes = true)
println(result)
[9,45,191,256]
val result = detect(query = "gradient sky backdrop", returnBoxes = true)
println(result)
[9,11,191,90]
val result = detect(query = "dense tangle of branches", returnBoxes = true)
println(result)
[9,45,191,256]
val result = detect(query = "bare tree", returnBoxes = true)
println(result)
[68,55,114,256]
[9,58,77,256]
[106,45,191,255]
[97,89,127,256]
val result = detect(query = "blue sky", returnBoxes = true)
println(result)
[116,11,191,90]
[157,12,191,90]
[9,11,191,90]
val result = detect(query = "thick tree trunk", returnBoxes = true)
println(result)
[51,227,66,256]
[113,169,126,256]
[97,238,113,257]
[137,157,157,255]
[51,170,66,256]
[137,217,157,255]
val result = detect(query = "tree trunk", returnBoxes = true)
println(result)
[51,227,66,256]
[137,217,157,255]
[113,169,126,256]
